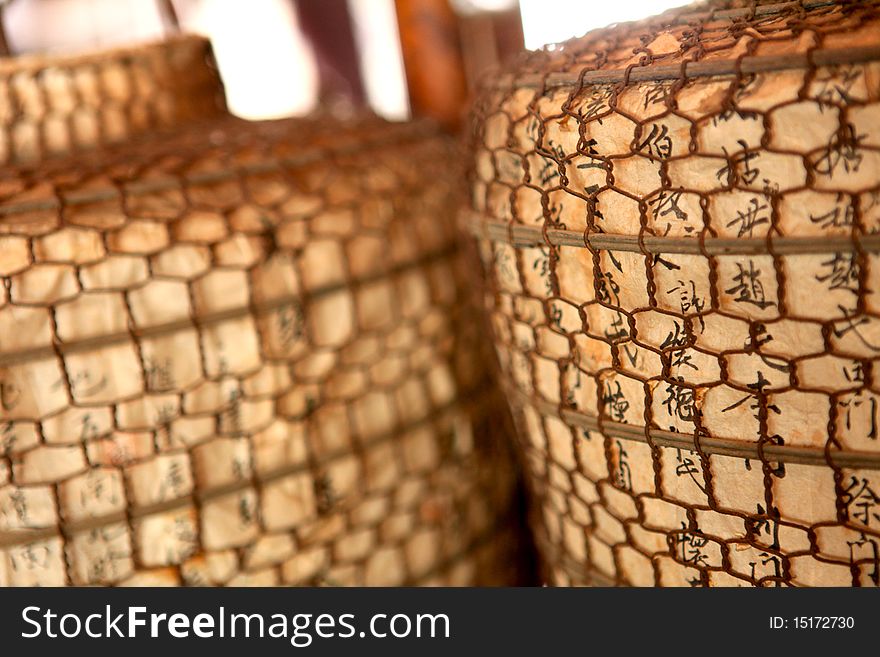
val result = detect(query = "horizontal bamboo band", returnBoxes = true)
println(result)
[0,389,493,550]
[508,384,880,470]
[463,210,880,255]
[489,45,880,91]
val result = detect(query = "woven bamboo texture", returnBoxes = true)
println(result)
[0,36,521,586]
[0,35,227,165]
[467,0,880,586]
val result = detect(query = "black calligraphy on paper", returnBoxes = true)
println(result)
[613,439,633,491]
[717,140,760,186]
[666,279,706,331]
[725,260,775,309]
[144,356,175,392]
[68,369,109,399]
[674,523,710,568]
[83,525,131,584]
[673,448,706,494]
[9,541,51,574]
[749,503,781,551]
[0,379,20,412]
[602,380,630,422]
[843,476,880,527]
[814,123,866,179]
[276,302,304,350]
[833,307,880,353]
[637,123,673,160]
[663,381,696,427]
[816,252,859,294]
[810,195,854,230]
[649,190,692,235]
[838,390,878,441]
[749,550,783,585]
[847,532,879,586]
[727,196,769,238]
[814,66,860,110]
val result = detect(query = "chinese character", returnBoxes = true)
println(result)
[315,474,338,514]
[816,252,859,293]
[663,381,696,424]
[79,412,100,442]
[810,198,853,230]
[667,279,706,328]
[1,422,16,455]
[833,307,880,352]
[660,320,690,351]
[224,388,243,435]
[578,87,612,123]
[0,380,21,411]
[749,504,781,551]
[84,525,130,583]
[643,83,672,109]
[814,123,866,178]
[604,311,629,342]
[675,523,710,567]
[749,551,782,585]
[649,190,692,235]
[158,459,189,501]
[613,440,632,491]
[814,66,860,110]
[838,391,878,441]
[674,449,706,494]
[843,476,880,527]
[602,380,630,422]
[726,196,769,238]
[847,532,879,586]
[717,140,760,186]
[1,489,30,527]
[9,542,50,572]
[725,260,775,309]
[637,123,672,160]
[276,302,304,350]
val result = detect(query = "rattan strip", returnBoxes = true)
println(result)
[506,384,880,470]
[490,45,880,90]
[463,211,880,255]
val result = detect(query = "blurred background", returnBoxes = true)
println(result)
[1,0,686,125]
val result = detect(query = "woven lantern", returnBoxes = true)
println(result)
[467,0,880,586]
[0,35,521,586]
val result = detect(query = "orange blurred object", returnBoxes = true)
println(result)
[394,0,469,130]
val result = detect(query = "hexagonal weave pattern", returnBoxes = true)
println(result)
[0,38,520,586]
[466,0,880,586]
[0,36,227,165]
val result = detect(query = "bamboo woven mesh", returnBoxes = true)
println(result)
[0,35,227,165]
[0,36,520,586]
[467,0,880,586]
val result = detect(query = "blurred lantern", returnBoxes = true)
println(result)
[0,9,526,585]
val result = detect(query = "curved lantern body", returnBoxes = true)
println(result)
[0,36,520,586]
[467,0,880,586]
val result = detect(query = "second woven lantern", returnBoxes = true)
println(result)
[0,35,521,586]
[467,0,880,586]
